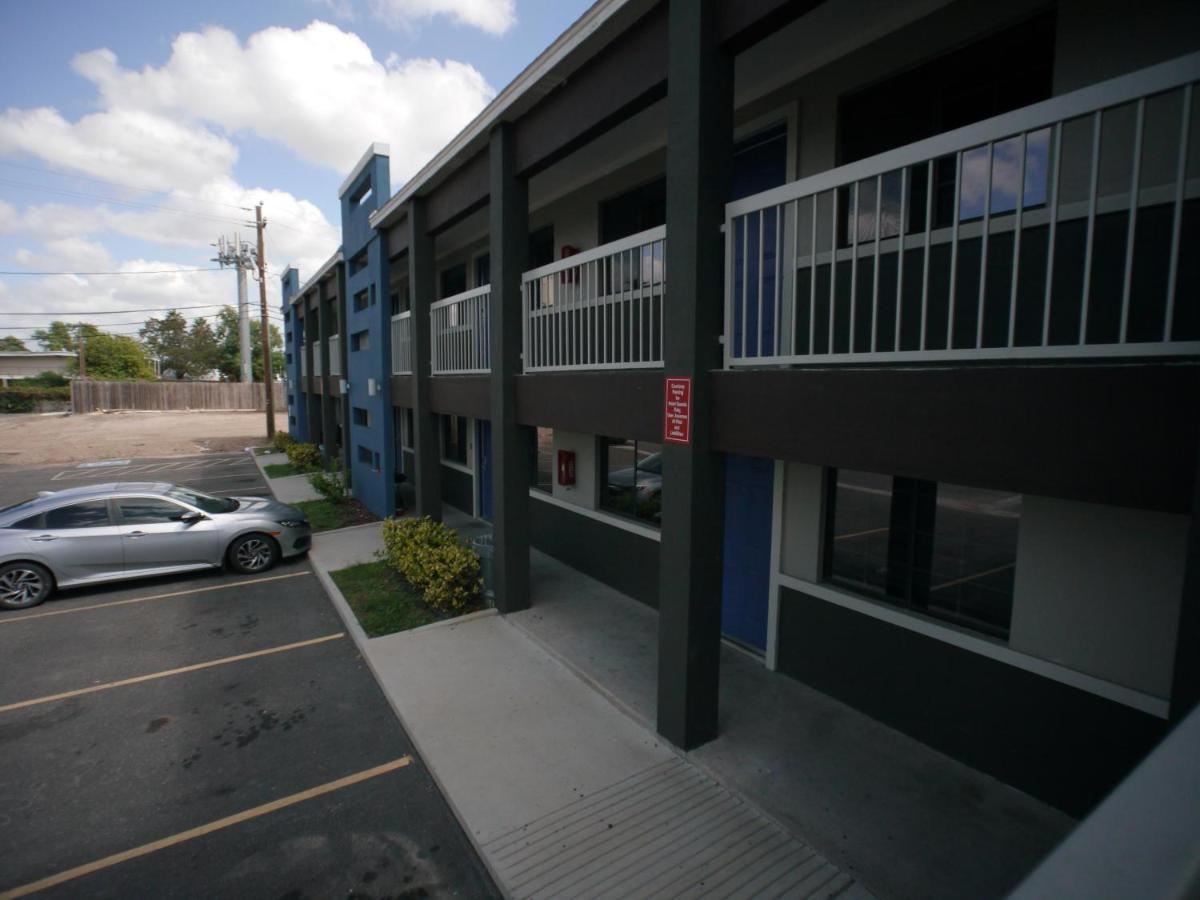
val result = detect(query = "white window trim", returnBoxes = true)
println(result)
[440,459,473,476]
[776,572,1170,719]
[529,488,661,543]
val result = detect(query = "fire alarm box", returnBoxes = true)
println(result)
[557,449,576,486]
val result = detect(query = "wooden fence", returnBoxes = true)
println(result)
[72,380,285,413]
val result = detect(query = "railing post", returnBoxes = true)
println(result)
[657,0,732,751]
[489,121,532,613]
[409,197,442,521]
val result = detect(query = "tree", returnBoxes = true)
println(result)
[0,336,28,351]
[213,306,284,381]
[73,332,157,380]
[140,310,190,378]
[187,317,221,378]
[32,321,99,352]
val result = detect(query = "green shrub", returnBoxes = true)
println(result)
[0,386,71,413]
[382,516,482,614]
[284,441,321,472]
[18,371,70,388]
[309,461,350,505]
[271,431,296,453]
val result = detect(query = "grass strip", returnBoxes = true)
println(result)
[329,561,436,637]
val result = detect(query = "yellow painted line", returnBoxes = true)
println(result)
[931,562,1016,592]
[0,756,412,899]
[833,526,890,541]
[0,633,344,714]
[0,571,312,625]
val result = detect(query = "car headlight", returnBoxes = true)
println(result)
[276,519,308,528]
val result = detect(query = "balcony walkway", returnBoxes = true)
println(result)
[309,508,1072,899]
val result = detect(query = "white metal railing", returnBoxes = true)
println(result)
[725,53,1200,367]
[523,225,666,372]
[431,285,491,374]
[311,340,322,377]
[328,334,341,377]
[391,310,413,375]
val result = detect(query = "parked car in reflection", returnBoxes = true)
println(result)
[0,482,311,610]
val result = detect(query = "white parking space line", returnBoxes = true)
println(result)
[0,633,345,714]
[0,756,412,899]
[0,571,311,626]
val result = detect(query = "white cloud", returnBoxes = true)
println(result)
[75,21,494,183]
[368,0,516,34]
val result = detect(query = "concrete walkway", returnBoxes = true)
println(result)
[287,483,1070,898]
[253,450,323,502]
[304,519,870,899]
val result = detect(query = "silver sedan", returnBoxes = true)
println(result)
[0,482,311,610]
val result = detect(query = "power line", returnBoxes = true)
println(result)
[0,177,249,228]
[0,302,266,316]
[0,268,224,275]
[0,310,284,331]
[0,160,254,213]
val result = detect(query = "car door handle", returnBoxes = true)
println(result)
[32,535,56,542]
[128,530,148,537]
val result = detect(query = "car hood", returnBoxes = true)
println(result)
[226,496,304,520]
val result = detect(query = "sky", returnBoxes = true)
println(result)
[0,0,591,345]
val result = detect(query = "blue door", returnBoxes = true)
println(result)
[721,454,774,651]
[478,420,493,521]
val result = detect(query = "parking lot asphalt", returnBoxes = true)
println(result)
[0,452,497,897]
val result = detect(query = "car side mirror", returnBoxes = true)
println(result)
[179,510,205,524]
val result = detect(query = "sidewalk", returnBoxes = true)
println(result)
[256,451,321,503]
[305,520,870,899]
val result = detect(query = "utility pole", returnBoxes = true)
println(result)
[212,235,254,383]
[254,203,276,439]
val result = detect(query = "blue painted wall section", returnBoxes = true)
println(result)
[340,149,394,518]
[280,266,307,441]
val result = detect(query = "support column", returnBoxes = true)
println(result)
[409,199,442,521]
[489,123,532,613]
[656,0,733,750]
[316,281,335,466]
[1169,445,1200,722]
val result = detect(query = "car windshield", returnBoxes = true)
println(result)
[166,486,238,514]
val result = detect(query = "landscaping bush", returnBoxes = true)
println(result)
[284,441,321,472]
[18,371,70,388]
[271,431,295,453]
[309,460,350,505]
[382,516,482,614]
[0,386,71,413]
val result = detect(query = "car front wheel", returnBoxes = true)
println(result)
[227,534,280,575]
[0,562,53,610]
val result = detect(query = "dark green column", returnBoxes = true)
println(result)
[408,198,442,521]
[489,123,532,613]
[316,279,335,467]
[656,0,733,750]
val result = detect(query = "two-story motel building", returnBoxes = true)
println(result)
[281,0,1200,819]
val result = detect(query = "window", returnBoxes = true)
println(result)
[600,438,662,525]
[353,406,370,427]
[349,249,368,275]
[358,445,373,466]
[350,330,370,352]
[826,470,1021,639]
[351,178,372,207]
[400,408,414,450]
[440,263,467,299]
[533,427,553,493]
[118,498,189,524]
[45,501,110,529]
[166,487,235,514]
[353,289,369,312]
[10,513,43,530]
[442,415,468,465]
[390,282,410,316]
[600,178,666,244]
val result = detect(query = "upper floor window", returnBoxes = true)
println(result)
[349,249,369,276]
[529,225,555,269]
[442,415,468,465]
[440,263,467,299]
[600,178,665,245]
[825,469,1021,639]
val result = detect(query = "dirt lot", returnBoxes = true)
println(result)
[0,410,288,465]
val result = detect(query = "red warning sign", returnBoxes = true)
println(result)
[663,377,692,445]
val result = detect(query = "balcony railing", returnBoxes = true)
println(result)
[328,334,341,377]
[431,286,491,375]
[523,225,666,372]
[391,310,413,375]
[725,53,1200,367]
[311,341,322,377]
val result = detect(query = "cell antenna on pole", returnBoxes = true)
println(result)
[212,234,255,383]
